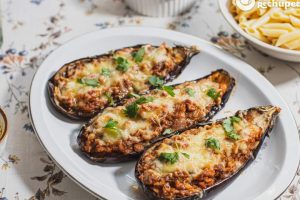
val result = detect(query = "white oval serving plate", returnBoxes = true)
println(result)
[30,27,300,200]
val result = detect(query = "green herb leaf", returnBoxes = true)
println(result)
[115,57,130,72]
[158,152,179,164]
[105,93,115,106]
[162,129,173,135]
[104,119,118,129]
[135,96,154,105]
[149,76,164,87]
[123,96,154,118]
[162,86,175,97]
[132,48,145,63]
[205,138,220,150]
[77,78,100,87]
[103,119,120,138]
[128,93,140,98]
[124,103,139,118]
[101,68,111,77]
[207,88,220,100]
[231,116,241,123]
[181,152,190,159]
[84,79,99,87]
[226,131,241,140]
[222,117,241,140]
[77,78,83,84]
[185,88,195,97]
[222,118,233,133]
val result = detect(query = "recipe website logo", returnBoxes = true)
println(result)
[236,0,256,11]
[236,0,300,11]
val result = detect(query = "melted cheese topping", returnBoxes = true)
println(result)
[86,78,220,144]
[58,44,175,97]
[153,124,244,175]
[149,107,276,176]
[136,106,280,199]
[52,43,200,118]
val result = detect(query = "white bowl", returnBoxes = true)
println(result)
[124,0,197,17]
[0,108,8,156]
[218,0,300,62]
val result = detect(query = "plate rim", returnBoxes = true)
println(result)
[29,26,300,200]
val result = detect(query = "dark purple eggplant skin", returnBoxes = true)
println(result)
[77,69,236,163]
[47,44,200,121]
[134,106,280,200]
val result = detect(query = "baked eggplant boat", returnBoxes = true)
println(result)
[48,43,199,120]
[77,69,235,163]
[135,106,280,200]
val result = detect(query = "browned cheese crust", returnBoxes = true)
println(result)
[48,43,199,119]
[135,106,280,200]
[78,70,235,161]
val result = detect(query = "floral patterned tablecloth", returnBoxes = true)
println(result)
[0,0,299,199]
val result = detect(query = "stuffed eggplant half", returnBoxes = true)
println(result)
[77,69,235,163]
[48,43,199,120]
[135,106,280,200]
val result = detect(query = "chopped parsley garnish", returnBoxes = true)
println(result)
[124,96,154,118]
[222,116,241,140]
[158,152,190,164]
[128,93,140,98]
[162,128,173,135]
[231,116,241,123]
[223,118,234,133]
[158,152,179,164]
[132,48,145,63]
[148,76,175,96]
[115,57,130,72]
[181,152,190,159]
[135,96,154,104]
[162,86,175,97]
[124,102,139,118]
[149,76,164,87]
[77,78,100,87]
[101,68,111,77]
[104,119,118,129]
[226,132,241,140]
[185,88,195,97]
[205,138,220,150]
[103,119,120,138]
[207,88,220,100]
[105,93,115,106]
